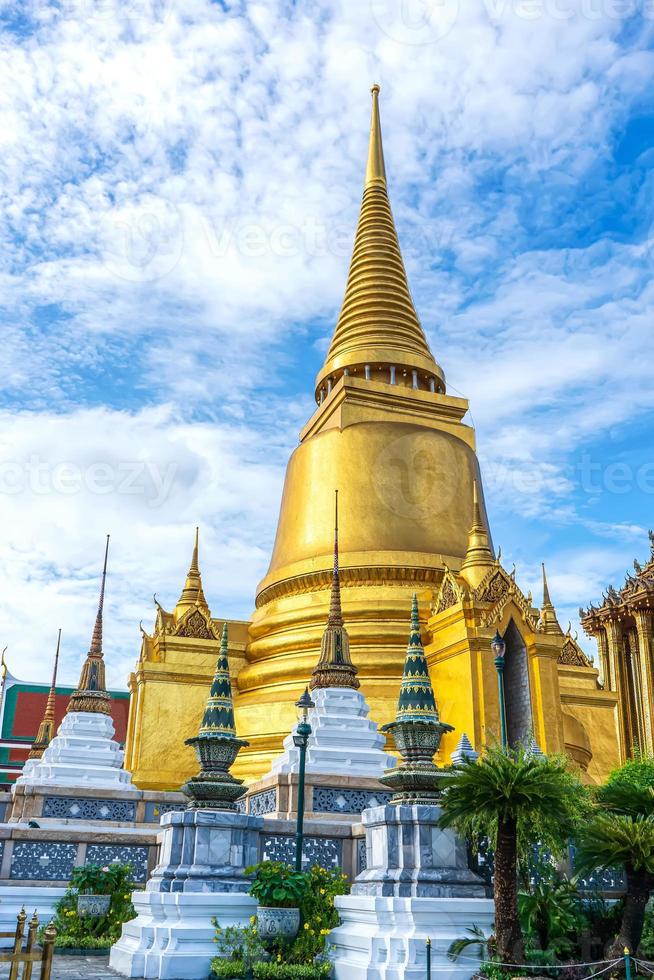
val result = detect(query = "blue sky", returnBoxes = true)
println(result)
[0,0,653,687]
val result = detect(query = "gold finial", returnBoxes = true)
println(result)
[311,490,359,690]
[365,84,386,187]
[175,526,210,618]
[460,480,494,589]
[540,563,562,635]
[314,84,444,400]
[67,537,112,716]
[28,629,62,759]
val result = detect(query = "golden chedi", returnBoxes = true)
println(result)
[235,86,490,778]
[126,86,625,790]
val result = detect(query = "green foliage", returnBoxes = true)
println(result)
[69,863,132,896]
[246,862,308,909]
[287,865,350,964]
[448,924,492,962]
[213,920,268,970]
[214,865,349,972]
[438,743,588,858]
[46,862,137,947]
[518,870,582,956]
[599,755,654,819]
[575,813,654,876]
[210,960,330,979]
[638,902,654,958]
[53,934,115,949]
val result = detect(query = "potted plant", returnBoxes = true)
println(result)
[72,864,123,917]
[246,861,307,940]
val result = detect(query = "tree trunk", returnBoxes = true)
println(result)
[606,865,652,958]
[493,815,525,965]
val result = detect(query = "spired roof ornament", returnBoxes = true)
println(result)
[539,563,563,635]
[67,535,112,716]
[380,595,453,804]
[311,490,360,690]
[28,628,61,760]
[183,623,249,810]
[199,624,237,738]
[394,594,441,725]
[175,526,209,617]
[314,85,445,398]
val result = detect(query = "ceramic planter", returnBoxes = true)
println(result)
[76,894,111,917]
[256,906,300,940]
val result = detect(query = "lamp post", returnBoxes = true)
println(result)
[491,630,508,749]
[293,687,314,872]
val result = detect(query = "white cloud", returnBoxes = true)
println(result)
[0,0,652,685]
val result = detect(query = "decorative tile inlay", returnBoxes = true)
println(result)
[235,798,247,814]
[10,841,76,881]
[312,787,391,814]
[43,796,136,821]
[356,838,367,874]
[86,845,150,884]
[144,801,186,823]
[248,789,277,816]
[569,844,626,892]
[261,834,342,870]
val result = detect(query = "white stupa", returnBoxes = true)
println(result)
[270,492,394,779]
[16,536,132,791]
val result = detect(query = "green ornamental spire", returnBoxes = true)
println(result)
[380,594,453,805]
[182,622,249,810]
[199,624,236,738]
[395,594,440,725]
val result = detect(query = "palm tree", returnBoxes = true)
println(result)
[575,756,654,957]
[438,742,586,965]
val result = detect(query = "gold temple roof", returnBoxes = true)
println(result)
[315,85,444,398]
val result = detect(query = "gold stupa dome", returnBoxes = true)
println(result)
[234,85,491,778]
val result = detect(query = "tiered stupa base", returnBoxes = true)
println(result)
[110,809,261,979]
[270,687,394,778]
[329,804,493,980]
[15,712,132,790]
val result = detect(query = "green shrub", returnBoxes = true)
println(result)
[210,961,330,979]
[53,934,114,949]
[288,865,349,964]
[246,862,308,909]
[44,861,137,946]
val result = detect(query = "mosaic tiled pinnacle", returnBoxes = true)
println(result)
[199,623,237,737]
[380,594,453,804]
[183,623,249,810]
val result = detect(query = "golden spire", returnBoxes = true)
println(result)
[540,563,563,635]
[175,527,209,617]
[459,481,494,589]
[28,629,61,760]
[311,491,360,690]
[315,84,444,399]
[365,84,386,186]
[67,535,112,715]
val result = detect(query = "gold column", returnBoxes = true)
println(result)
[604,618,628,758]
[627,627,645,751]
[596,627,609,689]
[634,609,654,755]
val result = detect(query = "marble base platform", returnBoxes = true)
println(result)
[270,687,394,779]
[110,890,256,979]
[111,808,263,979]
[0,886,66,946]
[354,804,486,898]
[330,894,494,980]
[16,712,132,790]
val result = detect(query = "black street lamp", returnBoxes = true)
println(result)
[293,687,314,872]
[490,630,508,749]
